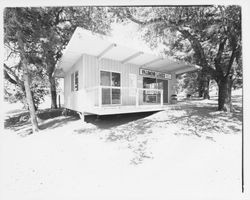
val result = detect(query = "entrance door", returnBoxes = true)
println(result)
[157,79,168,104]
[142,77,168,104]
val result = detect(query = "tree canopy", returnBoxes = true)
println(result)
[4,7,113,132]
[111,5,242,111]
[4,7,113,109]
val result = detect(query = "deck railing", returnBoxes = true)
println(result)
[85,86,163,108]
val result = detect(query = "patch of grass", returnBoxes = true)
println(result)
[4,108,74,130]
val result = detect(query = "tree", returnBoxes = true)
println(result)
[32,7,113,109]
[176,71,200,96]
[4,8,46,132]
[112,6,242,112]
[4,7,113,112]
[4,62,49,110]
[4,7,113,110]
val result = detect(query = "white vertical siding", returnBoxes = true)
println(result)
[83,54,143,106]
[64,53,176,111]
[64,55,85,112]
[82,54,99,106]
[83,54,99,88]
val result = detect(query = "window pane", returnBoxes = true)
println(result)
[75,71,79,91]
[71,73,74,91]
[112,72,120,87]
[143,77,157,89]
[112,89,121,104]
[101,71,111,86]
[156,79,164,89]
[102,88,111,104]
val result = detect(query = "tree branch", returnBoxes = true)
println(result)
[125,8,216,77]
[225,47,237,77]
[215,37,227,65]
[4,63,24,88]
[4,70,18,85]
[125,8,166,26]
[53,8,64,25]
[214,37,227,76]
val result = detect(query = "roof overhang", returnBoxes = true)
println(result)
[55,27,200,77]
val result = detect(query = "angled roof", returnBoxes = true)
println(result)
[55,27,200,77]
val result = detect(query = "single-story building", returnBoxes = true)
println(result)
[54,27,199,118]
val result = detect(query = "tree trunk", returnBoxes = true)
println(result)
[17,31,39,133]
[49,73,57,109]
[203,77,210,100]
[31,91,38,111]
[198,82,203,97]
[198,74,210,99]
[23,65,39,132]
[218,76,234,112]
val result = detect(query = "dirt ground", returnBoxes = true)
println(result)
[1,94,243,200]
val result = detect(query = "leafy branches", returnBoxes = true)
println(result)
[112,5,242,111]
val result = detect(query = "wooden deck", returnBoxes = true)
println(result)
[84,105,168,115]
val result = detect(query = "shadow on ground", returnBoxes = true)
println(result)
[4,108,79,135]
[4,98,242,164]
[39,116,79,130]
[84,111,159,129]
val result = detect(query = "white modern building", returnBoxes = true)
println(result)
[54,27,199,118]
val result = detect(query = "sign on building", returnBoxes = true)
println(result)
[139,68,172,80]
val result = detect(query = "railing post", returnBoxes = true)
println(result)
[99,86,102,108]
[161,89,163,106]
[136,88,139,107]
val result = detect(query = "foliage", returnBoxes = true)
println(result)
[111,6,242,111]
[4,58,49,109]
[176,71,200,95]
[4,7,113,109]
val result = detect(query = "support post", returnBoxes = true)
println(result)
[136,88,139,107]
[58,95,61,108]
[99,86,102,108]
[161,90,163,107]
[78,112,85,123]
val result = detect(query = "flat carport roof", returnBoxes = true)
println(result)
[54,27,200,77]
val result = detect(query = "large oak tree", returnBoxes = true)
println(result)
[112,5,242,112]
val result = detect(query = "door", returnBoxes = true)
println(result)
[143,77,158,103]
[157,79,168,104]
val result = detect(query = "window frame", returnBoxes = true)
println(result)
[142,77,168,104]
[71,73,74,92]
[71,70,79,92]
[74,71,79,91]
[100,70,122,105]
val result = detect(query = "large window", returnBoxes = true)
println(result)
[71,71,79,92]
[100,71,121,105]
[143,77,167,104]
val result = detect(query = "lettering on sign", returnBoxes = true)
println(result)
[139,68,172,80]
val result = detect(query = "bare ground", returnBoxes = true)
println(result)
[1,95,243,200]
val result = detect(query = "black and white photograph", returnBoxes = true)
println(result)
[0,1,249,199]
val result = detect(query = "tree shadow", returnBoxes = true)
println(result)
[150,104,242,140]
[4,112,30,128]
[93,101,242,164]
[4,108,79,136]
[39,116,79,130]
